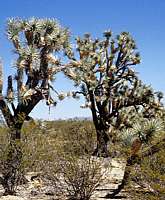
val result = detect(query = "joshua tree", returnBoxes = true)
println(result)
[64,31,163,157]
[0,18,72,195]
[108,118,165,198]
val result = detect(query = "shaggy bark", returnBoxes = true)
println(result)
[2,136,23,195]
[93,129,110,157]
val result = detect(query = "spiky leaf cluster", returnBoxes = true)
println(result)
[133,118,163,142]
[7,18,72,105]
[64,31,163,133]
[64,31,142,103]
[120,118,164,146]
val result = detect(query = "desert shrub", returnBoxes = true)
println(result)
[20,120,104,200]
[0,127,9,170]
[45,153,106,200]
[0,127,28,192]
[0,121,56,175]
[61,121,96,155]
[0,119,96,173]
[122,128,165,200]
[34,120,96,156]
[0,120,106,198]
[21,121,58,172]
[129,146,165,200]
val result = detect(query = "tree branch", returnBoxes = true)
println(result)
[15,91,43,117]
[0,97,14,127]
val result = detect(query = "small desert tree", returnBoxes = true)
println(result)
[0,18,72,194]
[107,118,165,198]
[64,31,163,157]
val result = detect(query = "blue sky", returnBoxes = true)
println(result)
[0,0,165,119]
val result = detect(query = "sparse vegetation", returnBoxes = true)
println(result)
[0,118,164,199]
[0,17,164,200]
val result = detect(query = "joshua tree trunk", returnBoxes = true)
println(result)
[93,128,110,157]
[89,90,110,157]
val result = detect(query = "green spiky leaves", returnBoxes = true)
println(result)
[65,30,141,99]
[133,119,164,142]
[6,18,73,105]
[7,18,71,50]
[120,119,164,146]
